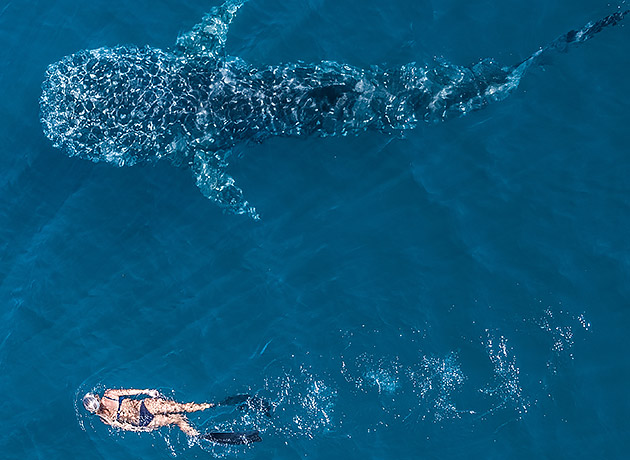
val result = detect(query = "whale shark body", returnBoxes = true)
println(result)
[40,1,628,219]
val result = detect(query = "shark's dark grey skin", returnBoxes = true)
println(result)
[40,1,628,219]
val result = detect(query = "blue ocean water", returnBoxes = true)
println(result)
[1,0,629,458]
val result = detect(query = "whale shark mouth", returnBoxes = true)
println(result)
[40,46,186,167]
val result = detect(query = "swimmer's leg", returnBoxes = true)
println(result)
[178,402,215,413]
[151,413,263,443]
[145,414,199,437]
[173,415,201,437]
[157,414,262,445]
[144,398,214,415]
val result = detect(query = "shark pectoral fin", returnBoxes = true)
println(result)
[175,0,249,60]
[192,150,259,220]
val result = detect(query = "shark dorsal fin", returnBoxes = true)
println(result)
[175,0,248,61]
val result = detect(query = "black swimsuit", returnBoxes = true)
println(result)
[138,401,154,427]
[104,395,155,427]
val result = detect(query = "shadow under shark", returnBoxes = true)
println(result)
[40,1,628,219]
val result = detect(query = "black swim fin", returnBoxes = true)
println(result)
[201,430,262,445]
[218,394,273,417]
[219,394,251,406]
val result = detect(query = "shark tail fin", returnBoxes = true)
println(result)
[511,9,629,76]
[423,9,628,122]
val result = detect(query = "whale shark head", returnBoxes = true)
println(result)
[40,46,187,166]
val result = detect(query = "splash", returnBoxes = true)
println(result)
[407,353,468,421]
[342,352,402,395]
[534,307,592,373]
[480,331,529,416]
[340,329,470,423]
[263,365,337,440]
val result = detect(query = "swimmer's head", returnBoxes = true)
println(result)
[82,393,101,413]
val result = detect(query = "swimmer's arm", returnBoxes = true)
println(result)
[104,388,160,398]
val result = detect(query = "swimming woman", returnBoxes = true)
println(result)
[82,388,262,444]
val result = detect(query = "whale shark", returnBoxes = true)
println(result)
[40,1,628,219]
